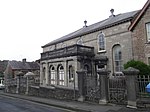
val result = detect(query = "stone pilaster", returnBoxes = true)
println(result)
[64,60,68,86]
[76,70,86,102]
[45,62,49,85]
[97,69,110,104]
[123,67,139,109]
[40,64,43,85]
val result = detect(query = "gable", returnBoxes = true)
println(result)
[129,0,150,31]
[43,11,138,48]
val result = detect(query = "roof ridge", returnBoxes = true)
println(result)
[42,10,138,48]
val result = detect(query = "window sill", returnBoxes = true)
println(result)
[97,50,106,54]
[145,41,150,44]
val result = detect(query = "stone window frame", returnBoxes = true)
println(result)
[112,44,123,73]
[148,57,150,65]
[68,65,74,83]
[146,22,150,42]
[97,32,106,52]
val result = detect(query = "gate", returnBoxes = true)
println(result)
[84,75,101,103]
[108,76,127,104]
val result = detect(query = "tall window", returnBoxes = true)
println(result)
[98,33,105,51]
[49,66,55,85]
[146,23,150,42]
[58,65,64,85]
[113,45,123,72]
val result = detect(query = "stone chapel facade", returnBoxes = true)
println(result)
[40,0,150,95]
[40,9,138,89]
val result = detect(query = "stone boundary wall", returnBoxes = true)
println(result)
[28,86,79,100]
[6,85,79,100]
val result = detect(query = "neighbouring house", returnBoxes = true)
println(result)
[4,59,40,79]
[4,59,40,93]
[129,0,150,64]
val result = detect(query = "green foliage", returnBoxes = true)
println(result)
[124,60,150,75]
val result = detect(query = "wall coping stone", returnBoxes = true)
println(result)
[123,67,139,75]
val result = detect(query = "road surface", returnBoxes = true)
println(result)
[0,95,74,112]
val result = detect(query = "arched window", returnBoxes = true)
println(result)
[113,45,123,72]
[49,66,55,85]
[98,32,105,52]
[58,65,64,85]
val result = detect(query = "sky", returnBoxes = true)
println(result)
[0,0,148,61]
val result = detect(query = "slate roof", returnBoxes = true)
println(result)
[43,10,139,48]
[8,61,40,70]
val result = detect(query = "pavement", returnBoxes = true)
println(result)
[0,91,150,112]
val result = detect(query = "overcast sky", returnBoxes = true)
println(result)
[0,0,147,61]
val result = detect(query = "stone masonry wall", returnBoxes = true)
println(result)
[28,86,79,100]
[132,6,150,64]
[42,21,133,75]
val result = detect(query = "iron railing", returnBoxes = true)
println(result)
[108,76,127,104]
[137,75,150,98]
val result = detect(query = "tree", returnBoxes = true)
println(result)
[124,60,150,75]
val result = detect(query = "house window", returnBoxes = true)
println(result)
[49,66,55,85]
[146,23,150,42]
[113,45,123,72]
[58,65,64,85]
[98,33,105,52]
[69,65,74,83]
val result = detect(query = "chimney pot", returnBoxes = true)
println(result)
[22,58,26,62]
[84,20,87,27]
[110,9,115,17]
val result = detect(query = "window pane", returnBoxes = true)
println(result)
[50,66,55,85]
[113,45,123,72]
[98,33,105,51]
[58,66,64,85]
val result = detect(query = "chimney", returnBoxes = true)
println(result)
[109,9,115,17]
[83,20,87,27]
[22,58,26,62]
